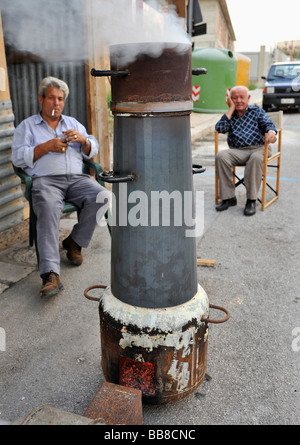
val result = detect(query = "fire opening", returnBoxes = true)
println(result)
[119,356,156,396]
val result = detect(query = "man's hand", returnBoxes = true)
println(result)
[226,95,235,110]
[63,129,86,146]
[225,95,235,120]
[33,138,68,161]
[265,130,277,144]
[51,137,68,152]
[63,130,91,155]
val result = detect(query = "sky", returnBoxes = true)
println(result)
[226,0,299,52]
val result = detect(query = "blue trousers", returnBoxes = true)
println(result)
[32,174,110,275]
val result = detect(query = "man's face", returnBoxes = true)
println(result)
[230,88,250,114]
[39,87,65,119]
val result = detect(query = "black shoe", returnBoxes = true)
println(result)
[216,196,237,212]
[244,199,256,216]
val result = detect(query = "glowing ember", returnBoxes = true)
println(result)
[119,356,156,396]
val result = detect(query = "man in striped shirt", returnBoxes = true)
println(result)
[215,86,277,216]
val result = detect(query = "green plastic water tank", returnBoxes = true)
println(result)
[192,47,237,113]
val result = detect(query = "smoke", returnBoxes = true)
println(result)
[1,0,191,65]
[99,0,190,45]
[2,0,92,61]
[100,0,191,67]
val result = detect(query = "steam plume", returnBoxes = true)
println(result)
[1,0,190,65]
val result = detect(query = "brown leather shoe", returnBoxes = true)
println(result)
[40,272,63,298]
[62,235,83,266]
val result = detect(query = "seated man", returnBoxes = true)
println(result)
[215,85,277,216]
[12,76,110,297]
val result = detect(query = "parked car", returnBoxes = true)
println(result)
[262,61,300,112]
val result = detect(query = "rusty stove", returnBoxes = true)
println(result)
[85,42,229,404]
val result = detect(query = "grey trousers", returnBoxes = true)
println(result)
[215,145,271,201]
[32,174,110,276]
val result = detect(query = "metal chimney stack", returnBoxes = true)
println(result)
[87,42,229,404]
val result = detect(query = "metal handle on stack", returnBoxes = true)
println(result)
[84,284,107,302]
[192,164,206,175]
[91,68,129,77]
[192,68,207,75]
[202,304,230,324]
[99,170,136,183]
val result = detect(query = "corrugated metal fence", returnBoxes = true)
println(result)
[2,0,88,127]
[7,61,87,128]
[0,100,23,232]
[0,0,89,233]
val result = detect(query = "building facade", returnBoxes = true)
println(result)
[193,0,235,50]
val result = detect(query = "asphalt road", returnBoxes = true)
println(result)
[0,110,299,425]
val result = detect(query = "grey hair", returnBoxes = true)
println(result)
[230,85,249,97]
[38,77,69,99]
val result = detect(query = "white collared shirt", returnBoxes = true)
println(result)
[12,113,99,177]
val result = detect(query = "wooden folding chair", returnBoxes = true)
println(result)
[215,110,283,211]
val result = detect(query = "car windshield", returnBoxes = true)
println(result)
[268,64,300,80]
